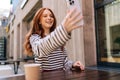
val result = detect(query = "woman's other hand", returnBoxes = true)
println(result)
[73,61,85,70]
[62,8,83,33]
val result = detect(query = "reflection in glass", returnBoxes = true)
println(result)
[96,0,120,63]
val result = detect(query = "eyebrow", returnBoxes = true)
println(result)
[42,13,53,16]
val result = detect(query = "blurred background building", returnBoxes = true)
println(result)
[0,0,10,60]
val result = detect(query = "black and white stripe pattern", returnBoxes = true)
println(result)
[30,25,73,70]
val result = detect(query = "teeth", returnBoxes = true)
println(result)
[46,21,52,24]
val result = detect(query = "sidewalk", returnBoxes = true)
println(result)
[0,64,24,78]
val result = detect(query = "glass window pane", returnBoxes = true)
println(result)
[96,0,120,63]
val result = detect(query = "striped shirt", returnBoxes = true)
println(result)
[30,25,73,70]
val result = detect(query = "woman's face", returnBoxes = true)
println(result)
[40,9,54,31]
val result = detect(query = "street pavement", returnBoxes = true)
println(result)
[0,64,24,78]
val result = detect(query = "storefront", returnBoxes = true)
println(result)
[95,0,120,67]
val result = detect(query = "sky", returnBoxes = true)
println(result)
[0,0,11,18]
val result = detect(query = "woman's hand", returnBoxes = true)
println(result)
[72,61,85,70]
[62,8,83,33]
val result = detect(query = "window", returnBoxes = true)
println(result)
[95,0,120,67]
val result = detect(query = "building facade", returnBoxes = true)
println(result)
[7,0,96,67]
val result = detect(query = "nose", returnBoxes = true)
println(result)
[47,16,52,20]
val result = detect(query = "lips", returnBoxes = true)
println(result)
[46,21,53,25]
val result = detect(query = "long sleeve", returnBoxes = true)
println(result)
[64,57,74,70]
[30,25,71,57]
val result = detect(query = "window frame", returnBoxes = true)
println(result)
[94,0,120,67]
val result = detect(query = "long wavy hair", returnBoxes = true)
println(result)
[24,8,57,56]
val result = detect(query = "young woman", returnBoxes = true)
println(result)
[24,7,84,71]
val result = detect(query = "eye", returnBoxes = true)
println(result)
[49,14,54,18]
[43,15,47,17]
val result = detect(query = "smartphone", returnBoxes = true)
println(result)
[65,0,84,26]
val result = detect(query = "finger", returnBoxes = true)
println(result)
[67,7,76,19]
[80,66,85,70]
[72,15,83,26]
[70,19,83,31]
[65,8,77,24]
[70,11,81,21]
[77,62,80,65]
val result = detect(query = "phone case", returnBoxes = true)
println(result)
[65,0,84,26]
